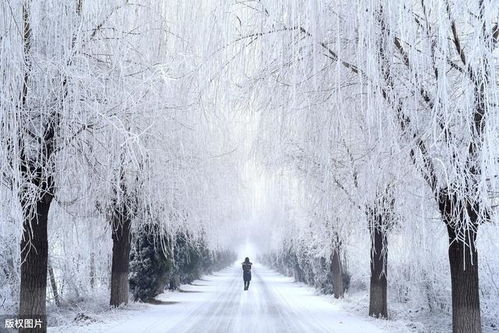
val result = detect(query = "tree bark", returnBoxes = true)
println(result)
[48,260,60,307]
[90,252,96,289]
[18,3,55,331]
[440,193,482,333]
[447,226,481,333]
[110,213,131,307]
[369,224,388,318]
[293,254,304,283]
[19,193,53,333]
[331,245,345,299]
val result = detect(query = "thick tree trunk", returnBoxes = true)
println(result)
[446,225,481,333]
[19,194,53,333]
[439,192,482,333]
[369,225,388,318]
[110,214,131,307]
[330,246,345,299]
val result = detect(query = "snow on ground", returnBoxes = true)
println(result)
[49,263,410,333]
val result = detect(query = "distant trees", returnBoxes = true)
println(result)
[129,225,235,302]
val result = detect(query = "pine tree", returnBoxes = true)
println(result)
[129,225,173,302]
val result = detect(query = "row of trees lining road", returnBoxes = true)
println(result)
[0,1,246,333]
[0,1,498,333]
[238,1,498,333]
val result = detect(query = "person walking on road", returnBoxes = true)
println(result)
[242,257,252,290]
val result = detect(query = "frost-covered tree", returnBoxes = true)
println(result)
[0,1,86,330]
[357,2,499,330]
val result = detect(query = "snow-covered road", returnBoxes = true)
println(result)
[51,263,404,333]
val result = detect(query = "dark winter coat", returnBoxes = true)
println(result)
[242,262,252,281]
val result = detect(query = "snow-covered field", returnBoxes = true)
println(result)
[48,263,409,333]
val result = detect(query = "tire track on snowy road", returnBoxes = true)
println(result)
[166,268,240,333]
[54,264,400,333]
